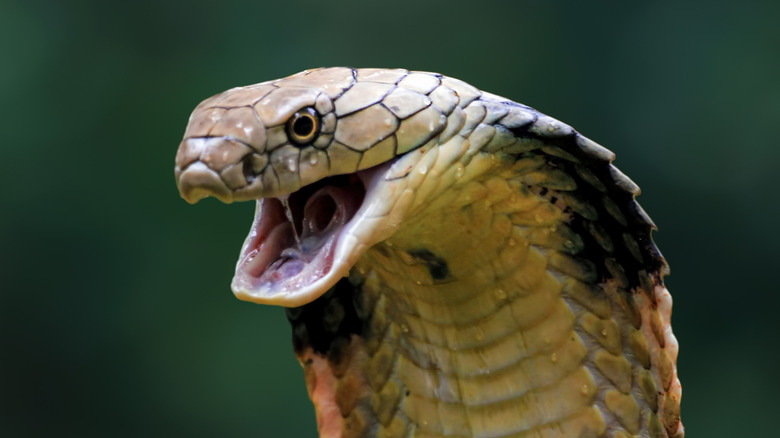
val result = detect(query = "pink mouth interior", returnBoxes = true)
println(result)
[235,175,365,291]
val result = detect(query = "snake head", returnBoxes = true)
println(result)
[174,67,461,307]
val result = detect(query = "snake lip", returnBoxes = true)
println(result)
[231,173,369,307]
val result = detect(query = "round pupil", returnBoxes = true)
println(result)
[293,115,314,137]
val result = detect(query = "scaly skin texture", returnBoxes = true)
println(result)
[175,68,683,438]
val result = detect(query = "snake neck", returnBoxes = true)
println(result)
[286,154,681,438]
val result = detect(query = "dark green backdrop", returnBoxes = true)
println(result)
[2,0,777,436]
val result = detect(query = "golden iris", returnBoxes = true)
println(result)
[286,107,319,145]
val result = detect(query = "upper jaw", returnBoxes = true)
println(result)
[174,135,327,205]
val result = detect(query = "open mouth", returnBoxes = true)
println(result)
[230,162,398,307]
[233,174,364,292]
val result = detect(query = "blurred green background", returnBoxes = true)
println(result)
[2,0,777,436]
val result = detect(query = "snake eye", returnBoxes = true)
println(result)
[286,107,320,146]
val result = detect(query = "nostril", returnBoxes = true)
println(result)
[243,157,256,183]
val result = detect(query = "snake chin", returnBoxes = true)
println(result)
[231,165,394,307]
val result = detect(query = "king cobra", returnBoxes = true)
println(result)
[174,68,683,438]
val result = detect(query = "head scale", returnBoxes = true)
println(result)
[174,67,450,204]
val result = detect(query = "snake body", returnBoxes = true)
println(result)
[174,68,683,438]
